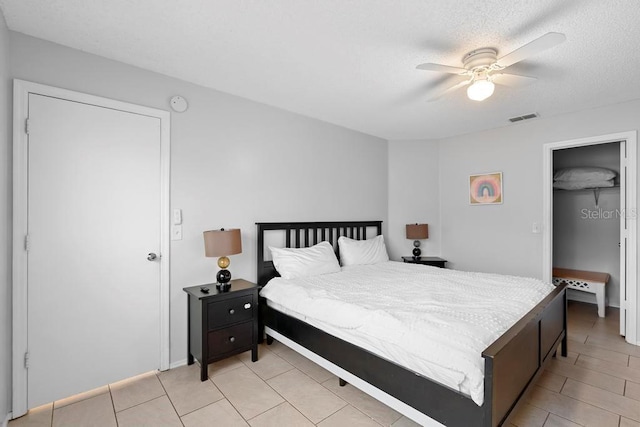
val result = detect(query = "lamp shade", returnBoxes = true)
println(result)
[203,228,242,257]
[406,224,428,240]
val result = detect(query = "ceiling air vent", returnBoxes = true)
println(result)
[508,113,539,123]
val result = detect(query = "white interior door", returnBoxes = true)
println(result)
[620,141,627,336]
[26,93,162,408]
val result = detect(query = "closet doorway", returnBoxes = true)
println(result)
[542,131,638,346]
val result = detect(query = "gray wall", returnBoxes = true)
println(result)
[388,100,640,338]
[437,102,640,279]
[8,32,388,367]
[553,143,621,307]
[0,10,11,423]
[387,140,440,260]
[436,100,640,339]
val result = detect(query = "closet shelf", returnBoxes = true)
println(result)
[553,185,620,192]
[554,185,619,208]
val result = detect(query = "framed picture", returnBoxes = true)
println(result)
[469,172,503,205]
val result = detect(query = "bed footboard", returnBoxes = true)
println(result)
[482,282,568,426]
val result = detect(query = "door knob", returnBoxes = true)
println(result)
[147,253,158,261]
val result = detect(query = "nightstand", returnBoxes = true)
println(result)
[184,279,259,381]
[402,256,447,268]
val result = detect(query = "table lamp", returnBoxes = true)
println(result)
[406,224,428,259]
[203,228,242,291]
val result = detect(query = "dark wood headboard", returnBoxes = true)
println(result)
[256,221,383,286]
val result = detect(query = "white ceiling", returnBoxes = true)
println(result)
[1,0,639,140]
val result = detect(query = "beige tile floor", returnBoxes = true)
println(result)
[9,301,640,427]
[507,302,640,427]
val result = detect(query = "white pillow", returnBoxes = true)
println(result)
[269,241,341,279]
[338,235,389,266]
[554,167,616,182]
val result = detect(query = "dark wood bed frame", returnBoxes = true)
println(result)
[256,221,567,427]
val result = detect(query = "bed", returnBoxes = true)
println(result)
[256,221,567,427]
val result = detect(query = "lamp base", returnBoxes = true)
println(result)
[412,241,422,259]
[216,268,232,292]
[216,282,231,292]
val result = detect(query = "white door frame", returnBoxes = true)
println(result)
[12,80,171,416]
[542,131,638,346]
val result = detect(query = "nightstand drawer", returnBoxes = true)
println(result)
[208,321,253,357]
[207,295,255,329]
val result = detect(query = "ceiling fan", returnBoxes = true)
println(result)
[416,32,566,102]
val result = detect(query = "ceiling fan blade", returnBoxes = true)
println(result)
[492,73,537,87]
[427,79,472,102]
[496,32,566,68]
[416,63,468,75]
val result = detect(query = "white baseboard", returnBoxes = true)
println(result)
[3,412,11,427]
[169,359,187,370]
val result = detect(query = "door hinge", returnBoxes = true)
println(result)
[24,235,30,252]
[25,118,30,135]
[24,352,29,369]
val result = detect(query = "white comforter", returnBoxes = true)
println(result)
[259,261,554,405]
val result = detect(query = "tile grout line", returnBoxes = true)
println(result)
[210,365,287,425]
[347,403,387,427]
[583,339,640,358]
[575,359,640,382]
[107,385,119,427]
[559,379,634,421]
[240,348,297,381]
[550,412,586,427]
[317,376,402,426]
[541,412,550,427]
[245,360,348,426]
[569,340,636,361]
[108,388,166,415]
[208,362,245,381]
[528,385,620,424]
[177,399,225,419]
[246,401,316,427]
[154,372,186,427]
[315,381,372,425]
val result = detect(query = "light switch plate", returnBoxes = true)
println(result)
[173,208,182,225]
[171,225,183,240]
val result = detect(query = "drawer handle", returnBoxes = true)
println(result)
[229,309,235,315]
[229,336,235,343]
[244,303,251,309]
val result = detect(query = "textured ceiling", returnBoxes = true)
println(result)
[1,0,639,140]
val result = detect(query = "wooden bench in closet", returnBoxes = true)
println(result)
[552,267,610,317]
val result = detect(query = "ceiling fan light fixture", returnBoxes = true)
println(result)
[467,78,495,101]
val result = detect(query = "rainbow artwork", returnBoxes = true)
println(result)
[469,172,503,205]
